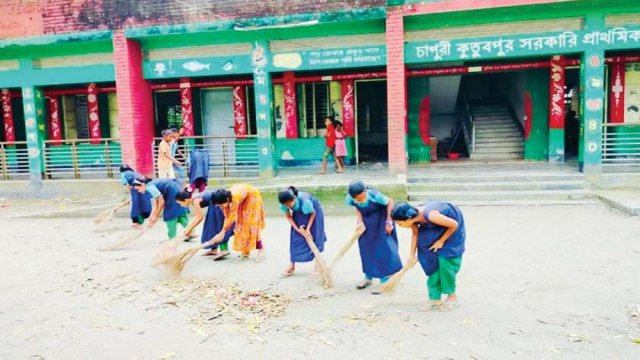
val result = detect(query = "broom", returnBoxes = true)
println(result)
[302,232,332,289]
[381,256,419,293]
[329,225,366,271]
[99,226,151,251]
[154,242,206,275]
[94,199,130,225]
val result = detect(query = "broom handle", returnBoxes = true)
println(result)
[114,199,130,212]
[329,227,364,270]
[303,233,332,288]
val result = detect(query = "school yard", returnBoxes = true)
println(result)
[1,199,639,360]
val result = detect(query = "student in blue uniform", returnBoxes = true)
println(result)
[132,178,189,242]
[119,165,152,228]
[175,190,235,261]
[345,180,402,294]
[277,186,327,278]
[391,201,466,312]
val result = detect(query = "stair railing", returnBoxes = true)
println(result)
[457,91,475,154]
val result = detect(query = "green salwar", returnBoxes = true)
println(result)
[165,214,189,239]
[426,256,462,300]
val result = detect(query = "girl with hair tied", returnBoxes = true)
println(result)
[175,190,235,261]
[209,184,266,261]
[390,201,466,312]
[277,186,327,278]
[119,164,152,228]
[345,180,402,294]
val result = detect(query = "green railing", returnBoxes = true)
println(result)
[43,138,122,179]
[152,135,259,178]
[0,141,30,180]
[602,123,640,171]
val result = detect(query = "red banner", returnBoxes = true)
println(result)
[1,89,15,143]
[284,81,298,138]
[341,80,355,137]
[179,79,195,136]
[524,92,532,140]
[609,62,625,124]
[418,96,431,146]
[87,83,101,144]
[232,86,248,138]
[549,56,565,129]
[47,97,63,145]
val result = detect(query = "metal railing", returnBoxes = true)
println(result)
[0,141,30,180]
[43,138,122,179]
[602,123,640,171]
[458,91,475,153]
[153,135,259,179]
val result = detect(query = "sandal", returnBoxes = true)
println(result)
[279,270,294,279]
[201,250,219,257]
[419,301,442,312]
[356,280,372,290]
[439,301,459,312]
[213,251,230,261]
[370,286,383,295]
[182,233,198,242]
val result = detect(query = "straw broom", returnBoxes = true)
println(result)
[329,225,366,271]
[94,199,130,225]
[302,232,332,289]
[99,226,151,251]
[381,256,419,293]
[154,242,206,276]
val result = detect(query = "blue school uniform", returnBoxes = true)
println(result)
[120,171,152,222]
[345,189,402,279]
[196,192,235,250]
[146,179,188,221]
[416,200,466,276]
[189,149,209,184]
[280,192,327,263]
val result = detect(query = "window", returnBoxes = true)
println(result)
[62,95,89,139]
[301,82,330,137]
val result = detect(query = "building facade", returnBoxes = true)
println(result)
[0,0,639,183]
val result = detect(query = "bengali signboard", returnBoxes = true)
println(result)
[270,45,386,71]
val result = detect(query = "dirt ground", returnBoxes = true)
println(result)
[0,200,639,360]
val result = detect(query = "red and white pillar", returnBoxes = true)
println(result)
[386,8,407,174]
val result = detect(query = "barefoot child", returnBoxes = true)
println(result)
[119,165,152,228]
[391,201,466,312]
[176,190,235,260]
[132,178,189,242]
[345,180,402,294]
[209,184,266,261]
[277,186,327,278]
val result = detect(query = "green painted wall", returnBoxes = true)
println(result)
[275,138,355,165]
[524,69,549,161]
[407,76,431,163]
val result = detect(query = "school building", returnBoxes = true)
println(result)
[0,0,639,184]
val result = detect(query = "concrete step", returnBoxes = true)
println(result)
[471,152,523,160]
[475,127,521,133]
[416,199,602,206]
[408,189,596,202]
[407,180,588,192]
[408,173,587,183]
[476,125,520,131]
[475,140,524,146]
[475,134,523,140]
[474,146,523,154]
[474,120,515,125]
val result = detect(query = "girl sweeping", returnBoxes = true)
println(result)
[132,178,190,242]
[209,184,266,261]
[390,201,466,312]
[119,165,152,228]
[345,180,402,294]
[277,186,327,278]
[175,190,235,260]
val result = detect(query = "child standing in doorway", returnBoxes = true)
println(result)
[157,129,179,179]
[334,121,347,172]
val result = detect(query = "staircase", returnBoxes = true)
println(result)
[407,162,597,206]
[470,104,524,161]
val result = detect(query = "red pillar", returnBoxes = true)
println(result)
[386,8,407,174]
[112,31,155,176]
[47,97,63,145]
[1,89,16,143]
[232,86,248,138]
[283,72,298,139]
[609,62,625,124]
[87,83,102,144]
[179,78,195,136]
[549,56,565,129]
[341,80,355,137]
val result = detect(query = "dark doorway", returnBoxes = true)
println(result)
[355,80,388,163]
[564,69,580,159]
[154,90,181,136]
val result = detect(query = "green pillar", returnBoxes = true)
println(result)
[251,40,276,179]
[579,16,605,175]
[21,86,46,184]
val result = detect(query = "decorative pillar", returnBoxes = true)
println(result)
[386,8,407,174]
[1,89,15,143]
[21,86,46,183]
[579,49,605,175]
[548,55,565,162]
[179,78,195,136]
[47,97,63,145]
[87,83,102,144]
[609,61,625,124]
[232,86,248,139]
[112,31,155,175]
[283,72,298,139]
[341,80,355,137]
[252,40,276,178]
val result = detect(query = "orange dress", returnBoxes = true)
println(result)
[221,183,265,254]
